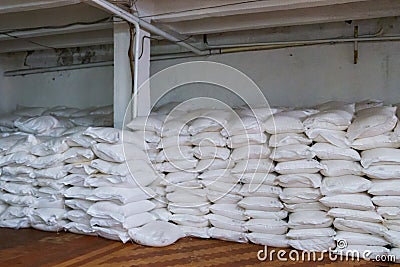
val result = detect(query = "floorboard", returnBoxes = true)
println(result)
[0,229,396,266]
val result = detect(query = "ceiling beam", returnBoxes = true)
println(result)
[0,22,112,41]
[0,29,113,54]
[162,0,400,35]
[0,0,81,14]
[0,3,110,31]
[150,0,370,23]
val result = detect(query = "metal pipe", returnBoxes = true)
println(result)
[150,35,400,61]
[206,35,400,49]
[91,0,141,119]
[4,61,113,76]
[132,22,140,118]
[90,0,208,56]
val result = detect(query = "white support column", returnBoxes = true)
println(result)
[113,21,132,129]
[136,28,151,116]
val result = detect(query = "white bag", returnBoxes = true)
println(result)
[93,226,130,243]
[372,196,400,207]
[361,148,400,168]
[65,199,94,211]
[31,137,69,157]
[191,132,226,147]
[351,133,400,150]
[247,233,289,247]
[208,227,248,243]
[64,187,93,199]
[363,165,400,179]
[207,214,246,232]
[231,145,270,161]
[320,160,362,176]
[245,218,288,234]
[238,173,278,185]
[320,175,371,195]
[270,144,315,162]
[288,211,333,229]
[126,115,164,132]
[347,106,397,141]
[193,146,230,160]
[231,159,274,174]
[196,158,234,172]
[14,116,59,134]
[369,179,400,196]
[280,188,321,204]
[87,200,155,223]
[305,129,349,148]
[278,173,322,188]
[377,207,400,220]
[206,191,243,204]
[320,193,374,211]
[209,204,248,220]
[311,143,360,161]
[284,202,329,212]
[334,218,388,236]
[289,238,336,252]
[275,159,324,174]
[328,208,383,223]
[180,226,210,239]
[92,143,148,163]
[34,165,68,179]
[244,210,288,220]
[287,228,335,239]
[265,114,304,134]
[222,115,264,137]
[269,133,311,147]
[303,110,352,130]
[157,135,191,149]
[227,133,268,148]
[334,231,389,246]
[64,222,96,236]
[238,196,283,211]
[169,214,209,227]
[123,212,157,229]
[239,184,282,198]
[66,209,91,224]
[88,187,155,204]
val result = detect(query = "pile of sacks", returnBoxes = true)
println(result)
[0,105,113,133]
[2,100,400,256]
[347,104,400,258]
[302,102,357,251]
[266,108,329,251]
[0,110,184,246]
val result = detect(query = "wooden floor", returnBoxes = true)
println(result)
[0,228,396,266]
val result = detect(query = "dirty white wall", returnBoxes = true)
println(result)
[0,53,113,115]
[150,41,400,109]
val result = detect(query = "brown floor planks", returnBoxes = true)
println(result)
[0,229,396,267]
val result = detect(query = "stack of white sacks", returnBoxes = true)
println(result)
[188,111,233,239]
[145,111,209,237]
[347,104,400,257]
[226,107,285,246]
[85,127,160,242]
[302,102,358,251]
[125,115,170,224]
[266,108,329,251]
[0,123,83,232]
[4,101,400,254]
[0,134,36,229]
[203,109,259,243]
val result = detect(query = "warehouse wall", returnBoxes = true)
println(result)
[0,53,113,115]
[150,41,400,109]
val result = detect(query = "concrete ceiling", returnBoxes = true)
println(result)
[0,0,399,53]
